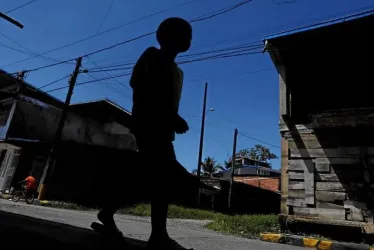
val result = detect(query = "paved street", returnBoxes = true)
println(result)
[0,199,302,249]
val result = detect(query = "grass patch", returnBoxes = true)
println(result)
[37,201,280,238]
[207,214,280,238]
[121,204,218,220]
[122,203,280,238]
[39,200,95,211]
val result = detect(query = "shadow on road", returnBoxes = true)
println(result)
[0,211,147,249]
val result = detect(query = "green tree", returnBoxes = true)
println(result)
[225,144,278,168]
[247,144,278,163]
[192,157,224,177]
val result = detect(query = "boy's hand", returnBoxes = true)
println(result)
[175,115,189,134]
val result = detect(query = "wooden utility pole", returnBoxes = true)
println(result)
[196,82,208,207]
[38,57,82,200]
[228,128,238,210]
[0,12,23,29]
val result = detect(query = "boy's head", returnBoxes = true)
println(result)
[156,17,192,53]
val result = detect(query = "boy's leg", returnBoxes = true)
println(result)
[97,196,122,234]
[149,197,169,240]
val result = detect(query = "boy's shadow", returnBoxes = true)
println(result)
[0,210,147,250]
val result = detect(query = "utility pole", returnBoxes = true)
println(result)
[196,82,208,207]
[228,128,238,210]
[38,57,82,200]
[0,12,24,29]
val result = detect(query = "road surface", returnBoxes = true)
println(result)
[0,199,302,249]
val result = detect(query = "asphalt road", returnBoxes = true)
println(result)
[0,199,303,250]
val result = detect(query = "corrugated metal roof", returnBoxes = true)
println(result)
[264,8,374,41]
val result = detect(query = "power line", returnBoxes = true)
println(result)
[86,56,131,91]
[38,74,71,89]
[45,48,268,93]
[83,43,263,72]
[3,0,251,70]
[0,32,74,65]
[86,72,132,100]
[11,57,76,74]
[46,72,132,93]
[187,68,275,83]
[5,0,38,14]
[1,0,198,68]
[97,0,115,33]
[85,0,253,58]
[238,132,279,148]
[190,0,251,23]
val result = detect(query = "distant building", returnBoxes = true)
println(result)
[0,70,136,200]
[222,157,281,192]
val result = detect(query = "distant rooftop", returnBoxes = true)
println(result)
[263,8,374,42]
[70,98,132,127]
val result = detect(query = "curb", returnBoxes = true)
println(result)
[260,233,373,250]
[0,194,11,200]
[0,193,44,205]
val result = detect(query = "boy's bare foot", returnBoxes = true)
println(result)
[97,210,123,236]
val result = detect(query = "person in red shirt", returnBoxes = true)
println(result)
[19,174,37,197]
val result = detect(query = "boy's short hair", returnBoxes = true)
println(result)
[156,17,192,46]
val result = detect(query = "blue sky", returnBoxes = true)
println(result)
[1,0,373,172]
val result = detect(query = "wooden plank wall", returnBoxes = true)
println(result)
[282,125,374,223]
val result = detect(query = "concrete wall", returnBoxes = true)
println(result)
[7,97,136,150]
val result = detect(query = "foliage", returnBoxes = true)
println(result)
[192,157,224,177]
[225,144,278,168]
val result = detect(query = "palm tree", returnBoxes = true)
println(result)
[192,157,224,177]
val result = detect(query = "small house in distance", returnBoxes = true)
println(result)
[222,157,281,192]
[264,9,374,236]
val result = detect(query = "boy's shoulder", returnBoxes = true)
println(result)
[141,46,161,61]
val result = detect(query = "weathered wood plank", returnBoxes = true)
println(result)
[288,172,304,180]
[293,207,346,220]
[316,191,346,202]
[289,181,304,190]
[315,157,360,165]
[297,158,315,205]
[279,124,312,133]
[290,147,362,158]
[288,160,330,172]
[316,182,345,192]
[311,112,374,128]
[344,200,367,210]
[344,201,366,222]
[288,172,340,182]
[288,190,305,199]
[288,140,322,150]
[287,198,307,207]
[316,201,344,210]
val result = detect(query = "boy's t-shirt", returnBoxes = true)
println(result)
[130,47,184,141]
[25,176,37,190]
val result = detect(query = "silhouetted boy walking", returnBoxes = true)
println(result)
[97,17,194,250]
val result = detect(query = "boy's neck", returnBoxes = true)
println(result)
[160,47,178,62]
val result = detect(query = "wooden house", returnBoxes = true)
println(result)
[264,9,374,232]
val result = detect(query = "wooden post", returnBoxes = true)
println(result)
[38,57,82,200]
[228,128,238,210]
[280,136,289,215]
[197,82,208,207]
